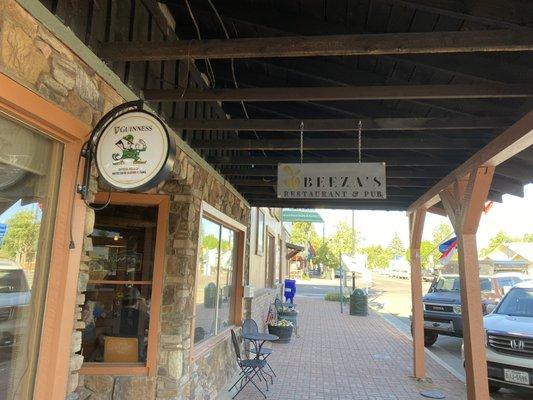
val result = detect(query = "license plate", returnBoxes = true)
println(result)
[424,320,454,332]
[504,369,530,385]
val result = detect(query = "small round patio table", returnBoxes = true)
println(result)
[242,332,278,359]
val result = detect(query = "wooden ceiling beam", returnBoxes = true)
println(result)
[246,198,411,210]
[408,109,533,212]
[99,30,533,61]
[219,166,449,178]
[192,137,487,150]
[172,117,513,131]
[375,0,533,31]
[144,84,533,102]
[208,155,462,167]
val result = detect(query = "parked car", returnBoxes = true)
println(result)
[0,259,30,347]
[422,269,435,282]
[472,281,533,393]
[421,273,527,347]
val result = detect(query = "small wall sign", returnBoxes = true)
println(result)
[95,110,175,191]
[277,162,386,199]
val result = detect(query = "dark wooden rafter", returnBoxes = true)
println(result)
[143,84,533,102]
[208,155,463,167]
[99,30,533,61]
[408,110,533,211]
[192,137,488,150]
[173,117,513,131]
[166,0,532,85]
[375,0,533,30]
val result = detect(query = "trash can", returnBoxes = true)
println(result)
[204,282,217,308]
[284,279,296,303]
[349,288,368,316]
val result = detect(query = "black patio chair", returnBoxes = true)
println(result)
[228,329,269,399]
[242,319,276,377]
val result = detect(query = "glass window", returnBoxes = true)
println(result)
[0,115,63,399]
[433,276,492,293]
[194,217,238,345]
[80,204,157,363]
[496,288,533,317]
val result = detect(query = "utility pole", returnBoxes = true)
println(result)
[351,210,356,254]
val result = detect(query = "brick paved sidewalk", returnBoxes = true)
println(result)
[220,297,467,400]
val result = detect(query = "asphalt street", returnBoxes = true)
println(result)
[295,275,530,399]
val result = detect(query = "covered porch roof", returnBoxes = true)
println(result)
[39,0,533,211]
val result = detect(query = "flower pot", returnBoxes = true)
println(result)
[268,324,293,343]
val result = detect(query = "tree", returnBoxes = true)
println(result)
[315,241,337,270]
[432,223,454,246]
[329,221,358,257]
[521,233,533,242]
[0,210,40,264]
[290,222,318,247]
[481,230,514,257]
[364,245,392,269]
[388,232,405,259]
[201,234,219,250]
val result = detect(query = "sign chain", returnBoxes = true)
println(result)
[300,121,304,164]
[357,120,362,163]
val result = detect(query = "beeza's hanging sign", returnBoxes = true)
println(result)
[77,101,175,199]
[277,162,386,199]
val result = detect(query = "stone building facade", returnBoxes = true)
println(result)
[0,2,288,399]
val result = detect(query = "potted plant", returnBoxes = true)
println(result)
[268,319,294,343]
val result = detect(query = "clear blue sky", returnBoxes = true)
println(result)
[303,184,533,250]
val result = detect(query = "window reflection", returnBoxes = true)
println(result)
[194,217,237,344]
[0,115,62,399]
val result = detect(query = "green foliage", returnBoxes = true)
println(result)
[522,233,533,243]
[388,232,405,259]
[290,222,319,247]
[329,221,359,257]
[201,234,219,250]
[324,291,349,302]
[0,210,40,261]
[363,245,392,269]
[480,230,514,257]
[315,242,337,270]
[432,223,454,246]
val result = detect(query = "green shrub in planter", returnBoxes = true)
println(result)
[324,291,350,302]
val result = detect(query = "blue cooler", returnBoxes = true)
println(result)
[284,279,296,303]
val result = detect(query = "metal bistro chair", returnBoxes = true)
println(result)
[242,319,276,377]
[229,329,269,399]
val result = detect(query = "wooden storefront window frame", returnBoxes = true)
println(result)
[0,73,90,399]
[190,201,246,361]
[78,192,169,377]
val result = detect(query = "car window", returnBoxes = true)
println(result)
[434,277,492,292]
[496,276,523,289]
[496,288,533,317]
[480,278,492,293]
[0,269,29,293]
[434,276,460,291]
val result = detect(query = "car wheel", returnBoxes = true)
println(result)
[424,330,438,347]
[488,384,501,393]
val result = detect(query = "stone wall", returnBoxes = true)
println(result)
[246,288,279,333]
[75,144,249,400]
[0,2,251,399]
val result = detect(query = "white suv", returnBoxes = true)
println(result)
[483,281,533,393]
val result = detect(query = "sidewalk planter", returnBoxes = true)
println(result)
[268,320,294,343]
[278,309,298,332]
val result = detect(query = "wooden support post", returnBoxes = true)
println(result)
[439,166,495,400]
[408,208,426,379]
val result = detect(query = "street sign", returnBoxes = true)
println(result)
[277,162,386,199]
[281,209,324,223]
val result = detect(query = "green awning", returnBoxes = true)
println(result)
[282,209,324,223]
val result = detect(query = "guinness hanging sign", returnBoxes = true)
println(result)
[94,108,175,192]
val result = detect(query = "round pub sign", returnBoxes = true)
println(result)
[95,110,175,191]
